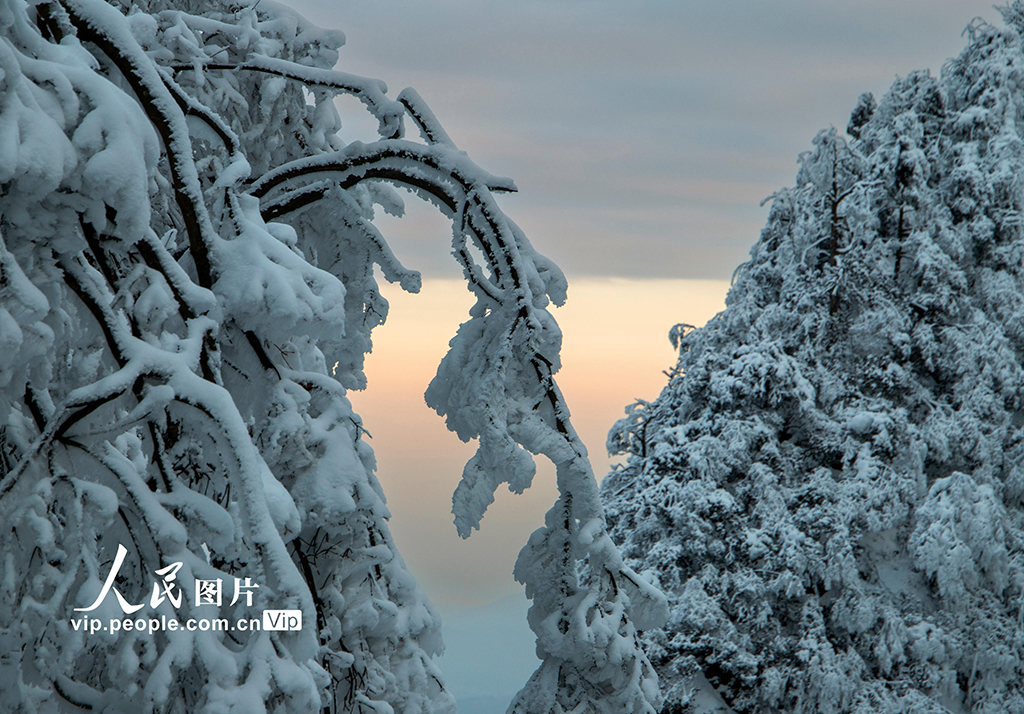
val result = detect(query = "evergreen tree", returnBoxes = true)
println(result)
[603,7,1024,714]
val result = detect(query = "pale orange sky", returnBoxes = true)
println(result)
[347,277,729,605]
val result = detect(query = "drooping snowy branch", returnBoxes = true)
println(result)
[0,0,666,711]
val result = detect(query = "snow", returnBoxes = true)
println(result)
[0,0,664,709]
[0,0,466,709]
[602,7,1024,712]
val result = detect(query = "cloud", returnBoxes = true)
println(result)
[290,0,997,278]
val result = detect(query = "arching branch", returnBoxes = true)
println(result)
[249,140,516,200]
[397,87,458,149]
[167,54,405,139]
[158,66,240,156]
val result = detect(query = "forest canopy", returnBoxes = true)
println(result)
[603,6,1024,714]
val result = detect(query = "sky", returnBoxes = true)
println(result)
[289,0,1000,280]
[283,0,1000,704]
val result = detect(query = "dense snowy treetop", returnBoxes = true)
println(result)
[603,5,1024,714]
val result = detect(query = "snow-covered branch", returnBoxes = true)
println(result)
[0,0,664,712]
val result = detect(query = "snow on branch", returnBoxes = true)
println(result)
[171,54,406,139]
[0,0,664,712]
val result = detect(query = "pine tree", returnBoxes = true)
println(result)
[603,7,1024,714]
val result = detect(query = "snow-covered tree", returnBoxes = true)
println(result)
[603,7,1024,714]
[0,0,456,711]
[0,0,665,711]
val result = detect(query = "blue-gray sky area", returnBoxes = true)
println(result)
[284,0,1002,704]
[289,0,997,281]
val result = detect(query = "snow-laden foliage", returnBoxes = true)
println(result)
[0,0,665,711]
[602,7,1024,714]
[413,48,670,714]
[0,0,453,710]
